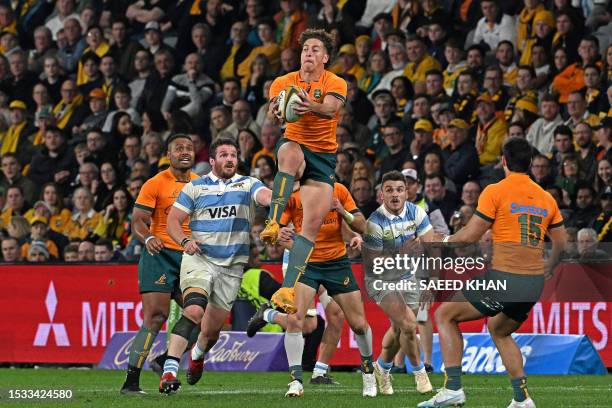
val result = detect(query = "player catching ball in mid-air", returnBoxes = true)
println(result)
[259,28,347,313]
[120,134,198,394]
[419,138,567,408]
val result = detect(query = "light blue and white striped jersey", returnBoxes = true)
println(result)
[173,172,265,268]
[364,202,432,253]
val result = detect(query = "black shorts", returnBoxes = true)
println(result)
[463,269,544,323]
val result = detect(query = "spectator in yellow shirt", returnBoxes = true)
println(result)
[63,187,102,241]
[475,94,507,166]
[330,44,365,82]
[404,35,441,94]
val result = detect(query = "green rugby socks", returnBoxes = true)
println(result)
[125,327,158,385]
[268,171,294,223]
[282,235,314,287]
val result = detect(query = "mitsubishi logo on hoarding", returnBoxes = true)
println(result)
[33,281,70,346]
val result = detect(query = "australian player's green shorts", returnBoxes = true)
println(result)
[138,248,182,294]
[298,255,359,296]
[276,137,336,187]
[463,269,544,323]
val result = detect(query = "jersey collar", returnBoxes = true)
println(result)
[207,171,241,184]
[381,202,407,220]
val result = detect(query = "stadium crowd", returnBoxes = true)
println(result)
[0,0,610,264]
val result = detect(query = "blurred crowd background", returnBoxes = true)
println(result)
[0,0,610,264]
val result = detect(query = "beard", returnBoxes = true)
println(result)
[214,162,236,179]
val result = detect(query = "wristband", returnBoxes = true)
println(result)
[145,236,155,245]
[342,209,355,224]
[180,237,192,247]
[442,235,451,244]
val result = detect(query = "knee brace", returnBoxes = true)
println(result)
[184,291,208,310]
[171,315,197,340]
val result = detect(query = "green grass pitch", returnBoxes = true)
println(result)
[0,369,609,407]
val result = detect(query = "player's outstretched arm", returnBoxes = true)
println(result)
[446,215,491,244]
[255,187,272,207]
[132,207,164,255]
[167,206,201,255]
[294,92,343,119]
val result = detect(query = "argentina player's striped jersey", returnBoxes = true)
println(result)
[364,201,432,254]
[173,172,265,268]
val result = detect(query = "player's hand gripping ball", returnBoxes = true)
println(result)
[277,85,303,123]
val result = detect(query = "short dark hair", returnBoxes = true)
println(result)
[540,93,558,104]
[425,69,443,79]
[81,51,101,65]
[223,77,241,88]
[554,125,573,139]
[381,170,406,186]
[45,125,63,137]
[94,238,113,251]
[497,40,514,51]
[209,137,238,159]
[425,173,445,186]
[352,177,372,188]
[502,137,532,173]
[299,28,335,57]
[165,133,192,151]
[575,180,595,196]
[256,17,276,31]
[517,65,535,78]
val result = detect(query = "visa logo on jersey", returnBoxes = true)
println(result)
[208,206,237,218]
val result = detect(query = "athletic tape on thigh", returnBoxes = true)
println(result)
[319,290,332,308]
[184,291,208,310]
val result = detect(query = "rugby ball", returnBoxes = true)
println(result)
[277,85,303,123]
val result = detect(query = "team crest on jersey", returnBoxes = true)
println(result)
[404,221,416,233]
[231,182,245,189]
[314,89,322,99]
[382,230,394,240]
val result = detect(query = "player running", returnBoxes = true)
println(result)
[159,138,271,394]
[363,171,434,396]
[249,182,376,397]
[418,138,567,408]
[259,28,347,314]
[120,134,198,395]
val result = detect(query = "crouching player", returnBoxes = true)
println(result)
[159,138,271,394]
[250,182,377,397]
[418,138,567,408]
[363,171,434,395]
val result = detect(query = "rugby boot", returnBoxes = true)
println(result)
[159,372,181,394]
[246,302,272,337]
[271,287,296,313]
[186,347,204,386]
[260,219,280,244]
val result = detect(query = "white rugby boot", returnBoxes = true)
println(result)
[417,387,466,407]
[284,380,304,397]
[507,397,536,407]
[362,372,377,397]
[373,360,393,395]
[414,368,433,393]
